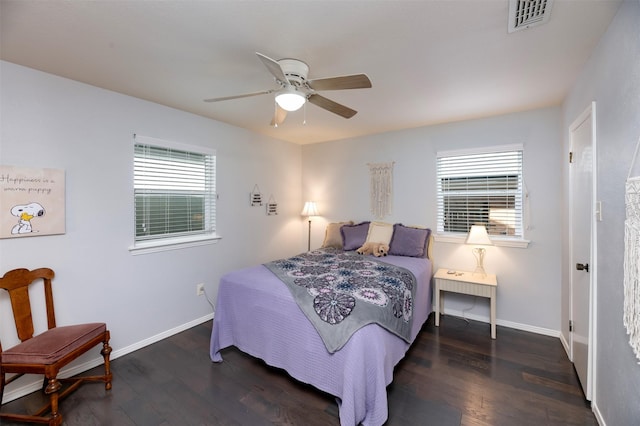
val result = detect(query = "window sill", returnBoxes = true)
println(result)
[433,233,530,248]
[129,234,221,255]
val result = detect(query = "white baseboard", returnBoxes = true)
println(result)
[441,307,560,337]
[592,401,605,426]
[559,331,571,359]
[2,312,214,404]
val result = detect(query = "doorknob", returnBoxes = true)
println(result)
[576,263,589,272]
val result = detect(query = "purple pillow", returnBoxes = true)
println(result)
[341,222,371,251]
[389,224,431,257]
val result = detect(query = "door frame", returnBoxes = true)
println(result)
[568,101,598,401]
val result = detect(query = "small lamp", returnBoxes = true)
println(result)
[276,86,306,112]
[465,225,493,277]
[301,201,319,251]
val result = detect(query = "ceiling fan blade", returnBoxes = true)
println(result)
[307,74,372,91]
[270,104,288,127]
[308,94,357,119]
[204,89,274,103]
[256,52,288,83]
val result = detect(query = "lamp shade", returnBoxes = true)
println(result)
[465,225,493,246]
[275,86,306,111]
[301,201,319,217]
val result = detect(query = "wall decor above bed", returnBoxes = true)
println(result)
[368,162,394,219]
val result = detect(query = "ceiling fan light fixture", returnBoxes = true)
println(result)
[275,86,306,111]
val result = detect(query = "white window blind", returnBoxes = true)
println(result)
[437,148,523,238]
[133,135,216,244]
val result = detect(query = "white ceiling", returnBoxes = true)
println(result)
[0,0,621,145]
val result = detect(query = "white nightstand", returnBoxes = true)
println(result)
[434,268,498,339]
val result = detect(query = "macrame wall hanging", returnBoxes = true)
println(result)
[368,162,394,219]
[624,136,640,363]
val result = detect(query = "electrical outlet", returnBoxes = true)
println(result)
[196,283,205,296]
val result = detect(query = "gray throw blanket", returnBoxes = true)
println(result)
[264,248,416,353]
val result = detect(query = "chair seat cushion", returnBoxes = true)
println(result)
[1,323,106,365]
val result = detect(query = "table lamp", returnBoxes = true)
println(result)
[465,225,493,277]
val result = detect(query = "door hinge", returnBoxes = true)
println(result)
[569,151,574,163]
[569,320,574,332]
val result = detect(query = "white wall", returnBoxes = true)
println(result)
[561,1,640,424]
[302,106,563,333]
[0,61,303,401]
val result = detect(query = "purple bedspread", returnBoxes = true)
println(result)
[210,254,433,426]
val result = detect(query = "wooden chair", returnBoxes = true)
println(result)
[0,268,112,425]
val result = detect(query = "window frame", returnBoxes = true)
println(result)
[129,134,220,255]
[434,144,530,248]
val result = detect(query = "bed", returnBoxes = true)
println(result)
[210,222,433,426]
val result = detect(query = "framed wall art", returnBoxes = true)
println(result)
[0,165,66,238]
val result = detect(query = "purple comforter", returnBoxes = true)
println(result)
[210,253,433,426]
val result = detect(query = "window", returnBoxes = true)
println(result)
[436,146,524,240]
[132,135,217,252]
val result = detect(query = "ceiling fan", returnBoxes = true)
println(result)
[204,52,372,126]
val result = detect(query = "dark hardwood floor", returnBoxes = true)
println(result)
[2,314,595,425]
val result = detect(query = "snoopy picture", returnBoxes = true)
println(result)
[10,202,45,234]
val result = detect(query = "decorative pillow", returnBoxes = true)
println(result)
[321,221,354,248]
[341,222,371,251]
[389,224,432,258]
[365,221,394,244]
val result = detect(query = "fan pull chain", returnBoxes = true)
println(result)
[273,100,278,127]
[303,101,307,125]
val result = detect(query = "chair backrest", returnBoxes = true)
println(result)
[0,268,57,348]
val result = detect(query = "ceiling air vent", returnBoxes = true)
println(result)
[508,0,554,33]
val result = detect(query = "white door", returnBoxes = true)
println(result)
[569,103,596,400]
